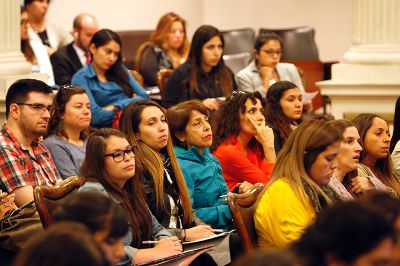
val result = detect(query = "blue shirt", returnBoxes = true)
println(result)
[71,64,149,127]
[174,146,233,230]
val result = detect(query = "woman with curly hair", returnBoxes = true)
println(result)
[136,12,189,87]
[352,113,400,196]
[212,91,276,192]
[254,119,342,248]
[265,81,303,155]
[44,85,91,179]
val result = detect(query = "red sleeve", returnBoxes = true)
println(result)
[218,147,273,185]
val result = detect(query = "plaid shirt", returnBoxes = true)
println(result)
[0,124,61,193]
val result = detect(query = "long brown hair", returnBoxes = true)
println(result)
[135,12,189,68]
[119,100,193,226]
[352,113,400,195]
[80,128,151,247]
[259,119,342,208]
[46,85,89,140]
[187,25,233,97]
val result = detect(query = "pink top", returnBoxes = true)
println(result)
[213,137,274,191]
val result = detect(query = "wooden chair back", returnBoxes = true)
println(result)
[157,68,173,98]
[33,176,83,229]
[227,183,265,253]
[130,69,144,87]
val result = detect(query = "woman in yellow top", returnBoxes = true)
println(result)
[254,119,342,248]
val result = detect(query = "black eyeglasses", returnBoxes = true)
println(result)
[104,146,135,163]
[229,90,246,101]
[16,103,52,113]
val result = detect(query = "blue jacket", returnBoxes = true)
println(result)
[71,64,149,127]
[174,146,233,230]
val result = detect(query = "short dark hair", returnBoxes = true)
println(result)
[24,0,50,6]
[292,201,396,266]
[5,79,53,118]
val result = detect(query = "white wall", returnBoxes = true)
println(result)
[46,0,352,61]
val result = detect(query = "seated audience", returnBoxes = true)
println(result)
[327,120,362,200]
[119,100,214,240]
[0,191,17,219]
[72,29,149,128]
[163,25,236,110]
[265,81,303,155]
[20,6,55,86]
[167,100,233,230]
[236,32,304,99]
[254,119,341,248]
[13,222,108,266]
[51,13,99,85]
[53,192,130,266]
[43,85,91,179]
[136,12,189,87]
[212,91,275,192]
[0,79,61,206]
[78,129,182,265]
[352,113,400,196]
[292,202,395,266]
[24,0,73,55]
[391,96,400,180]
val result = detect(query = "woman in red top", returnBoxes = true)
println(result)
[212,91,276,192]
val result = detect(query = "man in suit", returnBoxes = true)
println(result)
[51,13,99,85]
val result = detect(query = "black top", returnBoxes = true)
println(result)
[163,60,237,108]
[139,45,173,87]
[50,42,83,85]
[37,30,51,47]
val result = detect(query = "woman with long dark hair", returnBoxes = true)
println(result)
[265,81,303,155]
[136,12,189,87]
[391,96,400,180]
[163,25,236,110]
[78,128,182,265]
[44,85,91,179]
[72,29,148,127]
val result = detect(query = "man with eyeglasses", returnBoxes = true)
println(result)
[0,79,61,206]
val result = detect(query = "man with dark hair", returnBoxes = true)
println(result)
[0,79,61,206]
[50,13,99,85]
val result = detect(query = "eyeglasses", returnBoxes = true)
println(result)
[104,146,135,163]
[262,49,282,56]
[229,90,246,101]
[20,19,29,26]
[16,103,52,113]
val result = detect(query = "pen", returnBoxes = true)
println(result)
[142,240,159,244]
[212,229,224,233]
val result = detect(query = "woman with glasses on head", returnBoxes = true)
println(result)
[236,32,304,99]
[135,12,189,87]
[44,85,91,179]
[72,29,149,128]
[78,128,182,265]
[211,91,276,192]
[163,25,236,110]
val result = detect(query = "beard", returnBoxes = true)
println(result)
[19,117,48,140]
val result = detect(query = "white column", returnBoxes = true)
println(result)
[317,0,400,119]
[0,0,46,123]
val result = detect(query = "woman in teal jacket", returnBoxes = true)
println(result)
[167,100,233,230]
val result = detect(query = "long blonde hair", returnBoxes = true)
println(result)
[119,100,193,226]
[261,119,342,208]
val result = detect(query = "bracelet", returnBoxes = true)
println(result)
[182,229,186,241]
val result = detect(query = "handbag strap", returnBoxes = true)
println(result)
[0,200,34,223]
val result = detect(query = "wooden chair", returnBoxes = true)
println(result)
[157,68,173,99]
[33,176,83,229]
[130,69,144,86]
[227,183,265,253]
[116,30,153,69]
